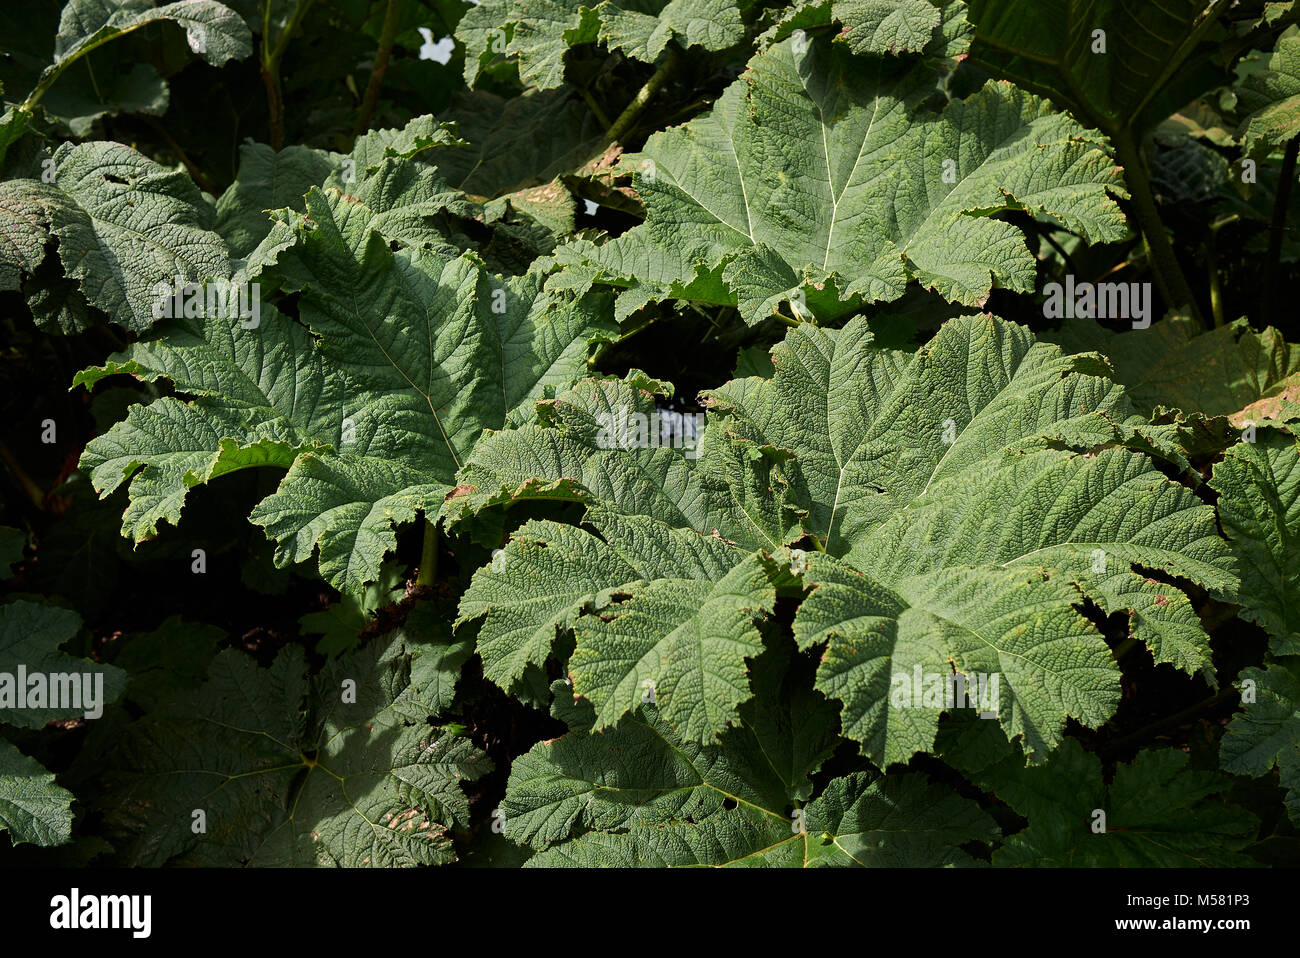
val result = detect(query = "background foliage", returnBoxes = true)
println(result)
[1,0,1298,867]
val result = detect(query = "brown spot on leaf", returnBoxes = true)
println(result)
[445,483,476,501]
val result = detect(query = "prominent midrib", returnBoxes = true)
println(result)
[821,96,883,271]
[719,117,755,242]
[344,288,463,472]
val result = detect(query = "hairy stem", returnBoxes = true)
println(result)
[145,118,214,193]
[579,83,613,131]
[267,0,316,66]
[1093,254,1142,284]
[416,519,438,588]
[1264,135,1299,327]
[355,0,404,135]
[260,61,285,150]
[1113,131,1203,327]
[1038,228,1080,281]
[599,49,678,151]
[260,0,316,150]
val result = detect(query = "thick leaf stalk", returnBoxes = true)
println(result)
[1112,131,1202,326]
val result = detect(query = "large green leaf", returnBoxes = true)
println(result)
[709,318,1232,752]
[452,369,805,740]
[454,314,1234,763]
[1238,33,1300,152]
[51,0,252,71]
[2,0,251,138]
[211,115,565,274]
[0,738,75,848]
[79,183,615,594]
[763,0,974,59]
[793,557,1116,767]
[0,141,231,332]
[526,766,995,866]
[1048,316,1300,423]
[214,143,338,256]
[214,117,469,257]
[457,505,778,738]
[1209,421,1300,654]
[0,600,125,729]
[427,88,608,233]
[566,553,777,740]
[557,35,1127,324]
[0,1,168,136]
[506,663,993,865]
[966,0,1227,134]
[0,599,125,848]
[837,0,947,54]
[458,0,751,90]
[503,707,792,849]
[98,629,489,866]
[435,90,604,198]
[942,721,1258,866]
[1221,662,1300,824]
